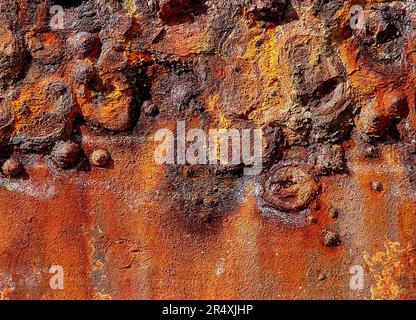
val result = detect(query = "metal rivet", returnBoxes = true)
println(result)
[89,149,111,167]
[2,158,24,177]
[328,208,339,219]
[51,141,82,169]
[322,230,341,247]
[371,181,383,192]
[307,215,318,225]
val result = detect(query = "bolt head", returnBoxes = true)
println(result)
[72,63,95,84]
[328,208,339,219]
[263,166,319,212]
[364,145,379,158]
[311,201,321,211]
[89,149,111,167]
[317,272,327,281]
[371,181,383,192]
[143,101,159,117]
[72,32,95,54]
[323,230,341,247]
[2,158,24,177]
[51,141,82,169]
[307,215,318,225]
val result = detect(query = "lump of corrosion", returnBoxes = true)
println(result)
[322,230,341,247]
[89,149,111,167]
[50,141,82,169]
[261,165,319,213]
[357,92,409,140]
[157,0,193,21]
[75,40,137,132]
[312,144,346,175]
[0,23,24,86]
[273,26,356,145]
[68,32,96,58]
[10,80,77,151]
[246,0,289,21]
[2,158,24,178]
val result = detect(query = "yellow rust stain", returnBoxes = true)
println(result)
[0,287,13,300]
[123,0,138,17]
[93,292,112,300]
[364,240,414,300]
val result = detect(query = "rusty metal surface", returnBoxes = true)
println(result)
[0,0,416,300]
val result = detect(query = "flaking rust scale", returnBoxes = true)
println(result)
[0,0,415,301]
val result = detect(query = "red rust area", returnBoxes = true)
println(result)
[0,0,415,300]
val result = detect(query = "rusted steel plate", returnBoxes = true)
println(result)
[0,0,415,300]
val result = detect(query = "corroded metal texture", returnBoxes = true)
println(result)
[0,0,416,300]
